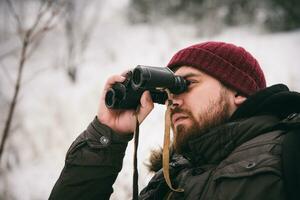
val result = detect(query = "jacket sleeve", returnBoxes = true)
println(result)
[49,117,133,200]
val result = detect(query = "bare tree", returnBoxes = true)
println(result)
[63,0,99,82]
[0,0,62,162]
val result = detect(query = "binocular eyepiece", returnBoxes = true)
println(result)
[105,65,190,109]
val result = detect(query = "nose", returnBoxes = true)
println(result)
[169,93,183,109]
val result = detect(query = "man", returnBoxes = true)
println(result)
[49,41,300,199]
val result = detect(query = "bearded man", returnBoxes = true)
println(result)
[49,41,300,200]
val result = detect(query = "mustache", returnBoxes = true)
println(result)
[170,107,191,118]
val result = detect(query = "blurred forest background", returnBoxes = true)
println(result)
[0,0,299,199]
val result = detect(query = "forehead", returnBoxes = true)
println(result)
[174,66,203,76]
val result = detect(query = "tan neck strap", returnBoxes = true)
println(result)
[132,91,184,200]
[162,90,184,193]
[133,112,139,200]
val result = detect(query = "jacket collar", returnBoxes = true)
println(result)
[183,115,280,165]
[231,84,300,120]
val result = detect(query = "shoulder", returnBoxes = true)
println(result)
[211,129,286,199]
[214,129,285,179]
[218,112,300,171]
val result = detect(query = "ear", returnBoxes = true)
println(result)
[234,93,247,106]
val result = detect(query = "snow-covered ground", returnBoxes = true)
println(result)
[0,0,300,199]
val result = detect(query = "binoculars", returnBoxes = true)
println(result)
[105,65,190,109]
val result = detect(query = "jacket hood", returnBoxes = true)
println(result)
[147,84,300,172]
[231,84,300,121]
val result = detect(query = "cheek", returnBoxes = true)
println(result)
[184,87,221,119]
[182,98,201,122]
[184,90,207,111]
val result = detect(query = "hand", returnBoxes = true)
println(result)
[97,74,154,135]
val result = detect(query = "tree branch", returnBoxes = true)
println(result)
[0,0,59,162]
[0,30,29,161]
[5,0,22,37]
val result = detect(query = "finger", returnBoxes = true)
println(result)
[140,91,153,107]
[121,69,131,77]
[100,75,126,105]
[104,75,126,91]
[138,91,154,124]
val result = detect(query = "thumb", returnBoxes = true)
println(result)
[137,91,154,124]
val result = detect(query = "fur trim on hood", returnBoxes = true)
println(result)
[146,146,175,173]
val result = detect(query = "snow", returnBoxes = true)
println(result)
[0,0,300,199]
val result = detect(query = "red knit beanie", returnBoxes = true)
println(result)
[167,41,266,96]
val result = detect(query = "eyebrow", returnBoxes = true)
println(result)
[181,73,202,79]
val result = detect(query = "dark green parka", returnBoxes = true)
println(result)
[49,84,300,200]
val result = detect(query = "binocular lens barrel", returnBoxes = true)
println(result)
[132,66,175,89]
[105,65,190,109]
[132,65,189,94]
[105,89,117,108]
[132,69,141,88]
